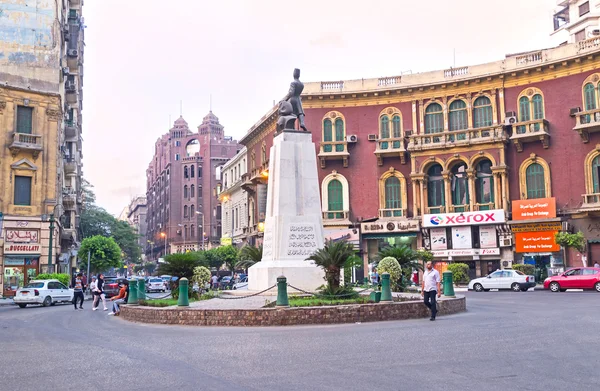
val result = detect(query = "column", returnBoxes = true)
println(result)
[467,169,475,211]
[443,171,452,213]
[420,179,426,215]
[412,179,418,217]
[501,171,508,211]
[493,173,501,210]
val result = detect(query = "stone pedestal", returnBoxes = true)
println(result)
[249,131,325,291]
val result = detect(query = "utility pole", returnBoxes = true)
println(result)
[48,213,55,273]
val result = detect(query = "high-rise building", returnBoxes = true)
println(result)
[145,112,240,259]
[0,0,85,296]
[127,196,148,258]
[552,0,600,45]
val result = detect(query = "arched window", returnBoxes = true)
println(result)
[190,204,195,216]
[517,90,545,133]
[475,159,494,209]
[184,225,188,240]
[190,185,195,198]
[392,115,401,138]
[190,224,195,238]
[334,118,345,152]
[584,83,597,111]
[526,163,546,199]
[425,103,444,134]
[384,177,402,216]
[473,96,493,128]
[380,115,390,139]
[451,163,469,211]
[518,96,531,122]
[532,94,544,120]
[427,164,445,212]
[190,165,195,178]
[184,205,188,218]
[327,179,343,219]
[593,155,600,193]
[323,119,333,152]
[449,100,468,131]
[183,185,188,199]
[184,166,189,179]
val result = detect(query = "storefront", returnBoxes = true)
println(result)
[510,198,564,276]
[325,228,362,282]
[3,236,42,297]
[360,219,421,264]
[423,210,511,278]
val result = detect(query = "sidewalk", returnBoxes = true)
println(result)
[0,298,15,306]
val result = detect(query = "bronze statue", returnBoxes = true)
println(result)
[276,101,297,133]
[282,68,307,131]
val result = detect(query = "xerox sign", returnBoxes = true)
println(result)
[423,210,505,227]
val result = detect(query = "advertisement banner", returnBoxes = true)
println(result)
[512,198,556,221]
[515,231,560,253]
[511,222,562,233]
[451,226,472,249]
[430,228,447,250]
[423,210,505,227]
[5,229,39,243]
[3,243,41,254]
[432,248,500,257]
[479,225,497,248]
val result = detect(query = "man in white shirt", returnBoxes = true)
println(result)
[421,261,441,321]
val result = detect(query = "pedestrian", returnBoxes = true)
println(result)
[72,273,85,310]
[421,261,441,321]
[211,274,219,290]
[93,273,108,311]
[595,261,600,269]
[108,280,128,316]
[371,268,379,285]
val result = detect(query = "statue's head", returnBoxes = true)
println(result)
[279,100,293,116]
[293,68,300,79]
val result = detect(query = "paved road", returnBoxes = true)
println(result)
[1,290,599,391]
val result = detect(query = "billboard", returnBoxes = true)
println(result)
[511,198,556,221]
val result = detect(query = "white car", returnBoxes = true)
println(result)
[233,277,248,290]
[13,279,74,308]
[468,269,536,292]
[146,277,166,293]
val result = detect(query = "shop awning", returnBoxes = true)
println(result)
[508,217,563,224]
[362,233,417,240]
[588,239,600,244]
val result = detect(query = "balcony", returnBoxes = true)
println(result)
[9,133,43,159]
[322,211,351,226]
[427,206,446,214]
[448,204,470,213]
[378,208,407,218]
[574,108,600,143]
[474,202,494,211]
[580,193,600,212]
[64,157,77,174]
[318,141,349,168]
[63,188,77,210]
[61,227,77,241]
[374,137,406,165]
[510,119,550,152]
[65,121,78,140]
[65,81,78,104]
[407,126,506,152]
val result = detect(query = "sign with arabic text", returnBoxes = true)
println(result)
[5,229,39,243]
[511,222,562,233]
[515,231,560,253]
[512,198,556,221]
[361,219,420,234]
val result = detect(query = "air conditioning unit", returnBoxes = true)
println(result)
[346,135,358,143]
[404,130,413,137]
[570,107,581,117]
[504,116,517,126]
[63,29,70,41]
[500,236,513,247]
[67,49,78,57]
[65,81,76,92]
[367,134,378,141]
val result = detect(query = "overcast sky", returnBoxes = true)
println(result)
[83,0,559,215]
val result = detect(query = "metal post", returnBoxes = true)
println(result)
[276,275,289,307]
[137,279,146,301]
[48,213,55,273]
[443,271,455,297]
[177,277,189,306]
[86,250,91,281]
[128,279,139,304]
[380,273,392,302]
[202,214,205,251]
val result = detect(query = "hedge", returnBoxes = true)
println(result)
[512,264,535,276]
[34,273,70,287]
[447,263,470,284]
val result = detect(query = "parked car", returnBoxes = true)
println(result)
[146,278,166,293]
[160,275,172,290]
[13,280,74,308]
[219,276,234,290]
[544,267,600,292]
[104,277,128,298]
[233,277,248,290]
[468,269,536,292]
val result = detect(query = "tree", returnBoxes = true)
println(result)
[156,252,206,280]
[78,235,122,274]
[202,248,224,270]
[415,249,434,264]
[447,263,470,284]
[217,245,239,273]
[555,232,586,253]
[237,245,263,270]
[306,239,357,290]
[377,245,424,272]
[192,266,211,289]
[377,257,402,286]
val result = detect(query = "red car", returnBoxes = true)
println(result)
[543,267,600,292]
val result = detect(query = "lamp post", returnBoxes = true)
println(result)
[195,211,205,251]
[147,240,154,261]
[47,204,62,274]
[160,232,167,256]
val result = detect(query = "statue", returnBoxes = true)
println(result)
[281,68,307,131]
[276,101,297,133]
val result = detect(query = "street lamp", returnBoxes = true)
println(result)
[160,232,167,256]
[195,211,205,251]
[46,203,63,274]
[147,240,154,262]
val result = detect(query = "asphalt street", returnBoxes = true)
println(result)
[1,290,599,391]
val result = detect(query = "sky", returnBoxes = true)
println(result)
[83,0,560,215]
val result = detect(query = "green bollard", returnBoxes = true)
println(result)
[443,271,455,297]
[363,277,368,285]
[276,275,289,307]
[380,273,392,302]
[137,279,146,301]
[128,279,139,305]
[177,277,189,307]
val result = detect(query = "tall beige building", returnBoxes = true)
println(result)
[0,0,85,296]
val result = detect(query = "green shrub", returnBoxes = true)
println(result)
[513,264,535,276]
[377,257,402,288]
[192,266,211,288]
[447,263,470,284]
[34,273,70,287]
[317,284,359,299]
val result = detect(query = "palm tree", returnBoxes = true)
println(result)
[306,239,357,290]
[377,245,424,272]
[237,245,263,270]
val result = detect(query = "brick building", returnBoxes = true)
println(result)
[145,112,240,259]
[239,37,600,279]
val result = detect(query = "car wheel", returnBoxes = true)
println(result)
[520,287,529,292]
[18,304,27,308]
[42,296,52,307]
[483,289,490,292]
[233,286,237,290]
[549,282,561,292]
[50,302,56,306]
[511,283,521,292]
[595,282,600,292]
[473,283,484,292]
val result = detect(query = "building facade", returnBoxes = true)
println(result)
[127,196,147,259]
[220,147,249,247]
[145,113,240,259]
[552,0,600,45]
[0,0,85,296]
[239,37,600,279]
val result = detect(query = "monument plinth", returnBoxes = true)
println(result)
[248,130,325,291]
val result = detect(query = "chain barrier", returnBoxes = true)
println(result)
[138,292,173,301]
[213,284,277,300]
[287,284,373,299]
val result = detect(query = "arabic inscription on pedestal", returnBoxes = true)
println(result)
[286,224,318,257]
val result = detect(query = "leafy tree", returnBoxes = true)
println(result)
[237,245,263,270]
[217,245,240,273]
[156,252,206,280]
[555,232,586,253]
[377,245,424,272]
[416,249,434,264]
[202,248,224,270]
[377,257,402,286]
[192,266,211,288]
[79,235,122,274]
[306,239,356,290]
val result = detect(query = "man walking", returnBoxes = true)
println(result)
[72,273,85,310]
[421,261,441,321]
[93,273,108,311]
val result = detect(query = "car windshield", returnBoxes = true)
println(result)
[150,278,162,282]
[515,271,525,275]
[24,282,44,288]
[105,279,117,284]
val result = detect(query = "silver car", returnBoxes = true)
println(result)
[468,269,536,292]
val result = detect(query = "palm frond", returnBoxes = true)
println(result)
[238,245,263,269]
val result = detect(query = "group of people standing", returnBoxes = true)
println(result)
[71,273,128,316]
